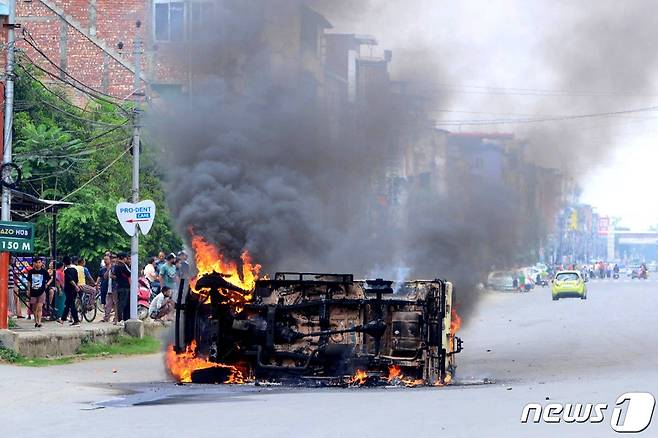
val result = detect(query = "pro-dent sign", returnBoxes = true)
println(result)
[116,200,156,236]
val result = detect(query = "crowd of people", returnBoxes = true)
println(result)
[7,249,190,328]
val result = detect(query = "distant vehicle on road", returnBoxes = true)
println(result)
[487,271,516,291]
[551,270,587,301]
[631,265,648,280]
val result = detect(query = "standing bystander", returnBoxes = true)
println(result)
[102,254,118,323]
[177,251,190,285]
[57,256,80,326]
[114,252,131,322]
[97,254,111,307]
[155,251,166,273]
[158,253,178,295]
[144,256,159,293]
[27,257,50,328]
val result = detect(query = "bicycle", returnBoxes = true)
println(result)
[75,286,97,322]
[94,287,105,315]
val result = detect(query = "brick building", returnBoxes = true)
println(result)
[10,1,336,101]
[15,0,148,99]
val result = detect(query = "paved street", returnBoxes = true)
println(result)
[2,279,657,438]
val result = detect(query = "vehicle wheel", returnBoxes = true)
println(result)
[581,294,587,300]
[75,297,83,319]
[552,295,558,301]
[137,305,149,320]
[76,294,96,322]
[96,295,105,314]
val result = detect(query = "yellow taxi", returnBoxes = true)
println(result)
[551,270,587,300]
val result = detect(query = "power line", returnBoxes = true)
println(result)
[30,94,129,127]
[429,83,658,98]
[18,40,132,116]
[15,135,132,161]
[15,59,123,118]
[22,29,130,106]
[25,147,131,219]
[434,104,658,126]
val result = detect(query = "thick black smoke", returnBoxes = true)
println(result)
[151,0,549,322]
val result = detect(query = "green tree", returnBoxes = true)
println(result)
[12,66,182,270]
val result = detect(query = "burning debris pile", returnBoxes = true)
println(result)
[166,237,463,387]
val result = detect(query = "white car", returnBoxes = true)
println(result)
[487,271,516,291]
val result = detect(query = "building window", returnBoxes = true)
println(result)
[154,1,184,42]
[154,1,216,42]
[189,2,215,40]
[154,1,185,42]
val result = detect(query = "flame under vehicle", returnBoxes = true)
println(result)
[173,272,463,385]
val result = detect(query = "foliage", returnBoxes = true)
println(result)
[77,335,161,356]
[0,336,161,367]
[0,346,20,363]
[12,67,182,268]
[56,193,130,263]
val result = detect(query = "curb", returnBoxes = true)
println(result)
[0,321,167,359]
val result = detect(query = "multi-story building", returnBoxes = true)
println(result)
[10,1,332,100]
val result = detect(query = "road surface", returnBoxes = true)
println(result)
[2,278,657,437]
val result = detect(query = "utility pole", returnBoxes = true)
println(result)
[0,0,16,329]
[129,20,142,320]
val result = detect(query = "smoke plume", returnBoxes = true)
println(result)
[151,0,658,322]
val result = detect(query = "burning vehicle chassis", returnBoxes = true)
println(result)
[172,272,463,386]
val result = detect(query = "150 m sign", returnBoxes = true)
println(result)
[0,221,35,254]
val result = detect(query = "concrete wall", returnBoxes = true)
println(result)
[0,321,166,358]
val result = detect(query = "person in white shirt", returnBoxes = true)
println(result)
[143,257,158,285]
[148,286,174,321]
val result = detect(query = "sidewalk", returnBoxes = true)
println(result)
[0,318,168,358]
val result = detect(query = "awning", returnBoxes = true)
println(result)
[9,189,73,217]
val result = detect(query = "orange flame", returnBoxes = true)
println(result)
[188,232,261,313]
[190,233,261,292]
[165,341,246,384]
[387,365,402,382]
[386,365,424,387]
[450,306,462,334]
[350,370,368,385]
[449,306,462,351]
[434,373,453,386]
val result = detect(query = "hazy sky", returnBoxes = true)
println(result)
[323,0,658,230]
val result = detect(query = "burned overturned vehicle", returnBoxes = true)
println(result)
[169,271,463,386]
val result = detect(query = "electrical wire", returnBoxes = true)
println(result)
[22,29,131,106]
[19,39,132,116]
[24,147,131,219]
[14,135,132,161]
[429,83,658,98]
[15,59,123,118]
[19,51,133,117]
[434,104,658,126]
[30,95,129,128]
[20,161,77,183]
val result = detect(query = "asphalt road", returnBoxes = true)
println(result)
[2,278,657,438]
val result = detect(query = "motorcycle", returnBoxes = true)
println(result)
[137,277,152,320]
[535,275,548,287]
[631,269,648,280]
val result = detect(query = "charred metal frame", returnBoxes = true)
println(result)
[176,272,461,384]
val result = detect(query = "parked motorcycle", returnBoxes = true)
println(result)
[137,277,152,320]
